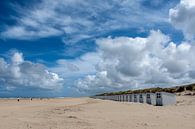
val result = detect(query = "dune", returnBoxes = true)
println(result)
[0,96,194,129]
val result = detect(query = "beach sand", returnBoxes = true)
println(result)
[0,96,194,129]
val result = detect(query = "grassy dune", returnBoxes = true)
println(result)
[96,83,195,96]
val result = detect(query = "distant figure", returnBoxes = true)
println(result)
[17,98,20,102]
[30,98,32,101]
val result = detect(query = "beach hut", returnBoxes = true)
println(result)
[114,95,117,101]
[102,96,106,100]
[108,96,111,100]
[122,95,125,102]
[112,95,116,101]
[129,94,133,102]
[109,95,112,100]
[114,95,118,101]
[123,95,126,102]
[125,94,129,102]
[95,96,99,99]
[121,95,124,101]
[146,93,156,105]
[118,95,121,101]
[110,95,114,100]
[133,94,139,102]
[126,94,132,102]
[156,92,176,106]
[105,96,108,100]
[139,94,146,103]
[120,95,123,101]
[126,94,130,102]
[122,95,126,101]
[123,94,127,102]
[113,95,116,101]
[119,95,123,101]
[117,95,120,101]
[117,95,119,101]
[122,95,124,101]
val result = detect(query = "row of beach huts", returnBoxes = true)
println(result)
[92,92,176,106]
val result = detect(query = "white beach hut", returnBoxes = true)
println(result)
[114,95,118,101]
[120,95,122,101]
[111,95,114,100]
[123,95,126,102]
[130,94,133,102]
[110,96,114,100]
[125,94,129,102]
[133,94,139,102]
[110,96,113,100]
[108,96,112,100]
[146,93,156,105]
[119,95,123,101]
[121,95,124,101]
[139,94,146,103]
[122,95,125,102]
[156,92,176,106]
[118,95,121,101]
[126,94,129,102]
[126,94,132,102]
[124,95,127,102]
[115,95,117,101]
[102,96,106,100]
[117,95,120,101]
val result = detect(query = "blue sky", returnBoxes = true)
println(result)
[1,0,195,97]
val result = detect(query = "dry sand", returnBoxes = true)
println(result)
[0,96,195,129]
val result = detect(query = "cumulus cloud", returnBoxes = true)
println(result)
[0,52,63,91]
[0,0,172,43]
[169,0,195,40]
[50,52,101,78]
[76,30,195,93]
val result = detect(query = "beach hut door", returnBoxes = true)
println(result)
[156,93,163,106]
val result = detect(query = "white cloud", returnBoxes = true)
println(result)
[50,52,101,78]
[169,0,195,40]
[0,52,63,91]
[76,71,113,93]
[1,26,62,40]
[76,30,195,93]
[181,0,195,7]
[11,52,24,64]
[0,0,171,42]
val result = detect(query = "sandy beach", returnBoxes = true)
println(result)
[0,96,194,129]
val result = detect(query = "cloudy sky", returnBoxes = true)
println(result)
[0,0,195,97]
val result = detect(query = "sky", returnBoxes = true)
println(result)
[0,0,195,97]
